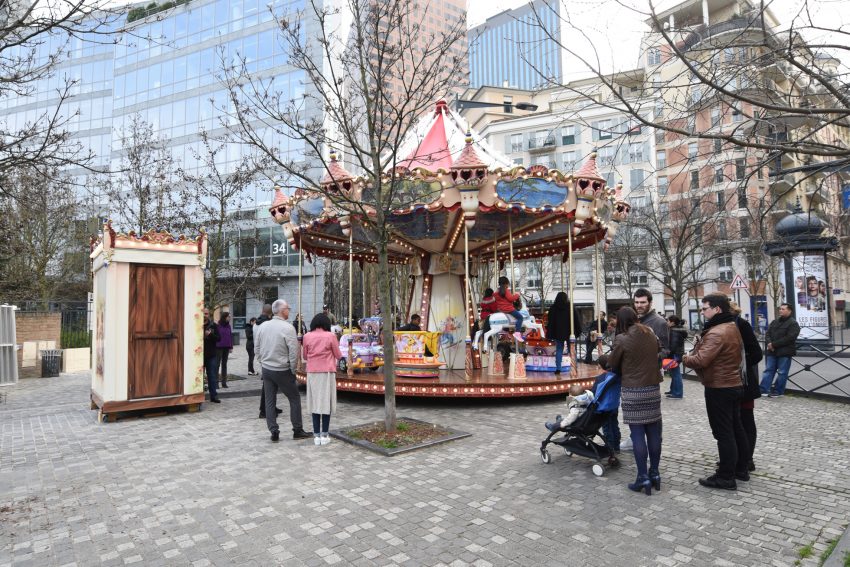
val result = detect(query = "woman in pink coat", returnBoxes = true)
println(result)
[302,313,343,445]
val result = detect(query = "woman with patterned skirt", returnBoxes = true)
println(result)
[609,307,663,495]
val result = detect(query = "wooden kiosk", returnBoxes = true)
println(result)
[90,222,208,422]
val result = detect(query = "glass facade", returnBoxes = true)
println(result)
[468,0,562,90]
[0,0,314,265]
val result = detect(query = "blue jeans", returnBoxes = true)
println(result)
[629,420,662,477]
[312,413,331,435]
[554,340,566,372]
[603,412,621,451]
[204,354,219,400]
[668,365,683,398]
[507,310,524,325]
[760,355,792,395]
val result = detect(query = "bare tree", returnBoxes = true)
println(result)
[224,0,467,430]
[100,114,183,233]
[0,1,120,191]
[180,130,268,311]
[0,167,86,305]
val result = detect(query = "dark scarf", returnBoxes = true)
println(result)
[701,312,737,335]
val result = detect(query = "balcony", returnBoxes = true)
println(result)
[528,137,556,153]
[681,17,759,52]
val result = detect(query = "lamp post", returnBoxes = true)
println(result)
[454,98,538,113]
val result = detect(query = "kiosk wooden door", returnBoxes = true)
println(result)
[128,264,184,399]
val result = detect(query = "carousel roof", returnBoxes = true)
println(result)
[394,100,512,172]
[274,101,629,266]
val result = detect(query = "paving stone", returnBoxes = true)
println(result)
[2,370,850,566]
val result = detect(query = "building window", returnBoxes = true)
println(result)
[716,191,724,209]
[630,194,647,210]
[711,106,721,127]
[647,48,661,66]
[718,219,728,239]
[690,170,699,190]
[715,167,724,183]
[657,176,668,196]
[575,258,593,287]
[691,197,701,213]
[714,138,722,153]
[628,142,644,163]
[561,125,576,145]
[687,115,696,132]
[526,263,541,289]
[598,146,616,165]
[737,185,748,208]
[739,217,750,238]
[510,133,523,153]
[718,254,733,282]
[655,128,665,145]
[512,157,524,166]
[688,142,698,159]
[651,72,662,93]
[595,119,612,140]
[503,95,513,113]
[630,169,645,189]
[530,130,549,149]
[735,158,746,180]
[562,150,578,171]
[732,105,743,122]
[656,149,666,169]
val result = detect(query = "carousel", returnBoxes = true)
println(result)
[271,100,630,398]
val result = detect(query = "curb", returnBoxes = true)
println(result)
[824,524,850,567]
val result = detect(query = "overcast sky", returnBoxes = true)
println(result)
[466,0,850,79]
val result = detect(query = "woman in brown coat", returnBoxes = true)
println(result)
[609,307,663,495]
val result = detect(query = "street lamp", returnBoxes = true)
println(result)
[454,98,538,112]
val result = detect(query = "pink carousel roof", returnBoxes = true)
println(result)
[393,100,512,172]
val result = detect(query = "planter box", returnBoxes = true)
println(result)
[332,417,471,456]
[63,347,91,373]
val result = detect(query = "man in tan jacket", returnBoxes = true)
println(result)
[683,293,750,491]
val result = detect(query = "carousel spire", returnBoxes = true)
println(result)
[269,183,290,224]
[572,151,606,235]
[320,149,354,188]
[451,130,487,170]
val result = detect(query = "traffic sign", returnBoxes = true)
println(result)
[730,274,748,289]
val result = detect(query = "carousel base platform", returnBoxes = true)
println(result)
[296,364,602,398]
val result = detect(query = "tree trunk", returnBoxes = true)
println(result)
[376,240,397,432]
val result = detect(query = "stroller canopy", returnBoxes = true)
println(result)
[592,372,621,413]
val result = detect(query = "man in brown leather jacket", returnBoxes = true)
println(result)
[683,293,750,490]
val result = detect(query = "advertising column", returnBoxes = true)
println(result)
[779,253,830,340]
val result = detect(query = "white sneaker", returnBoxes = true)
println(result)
[620,438,633,451]
[320,435,331,445]
[314,436,321,446]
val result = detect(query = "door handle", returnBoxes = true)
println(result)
[134,331,177,340]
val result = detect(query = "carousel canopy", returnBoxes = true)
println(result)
[271,101,629,266]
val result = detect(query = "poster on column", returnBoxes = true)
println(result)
[779,253,829,340]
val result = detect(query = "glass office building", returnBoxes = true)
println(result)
[468,0,563,90]
[0,0,322,322]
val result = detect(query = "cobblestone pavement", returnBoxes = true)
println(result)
[1,362,849,567]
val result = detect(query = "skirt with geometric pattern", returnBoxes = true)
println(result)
[621,384,662,425]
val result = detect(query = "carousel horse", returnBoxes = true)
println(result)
[472,304,545,352]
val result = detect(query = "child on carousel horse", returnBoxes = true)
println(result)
[492,276,525,329]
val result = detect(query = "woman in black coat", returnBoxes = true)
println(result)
[546,292,576,375]
[245,318,257,376]
[731,303,763,471]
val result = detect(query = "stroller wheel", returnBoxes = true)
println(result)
[541,449,551,464]
[608,456,620,467]
[592,463,605,477]
[563,447,572,456]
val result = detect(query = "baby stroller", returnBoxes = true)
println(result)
[539,372,621,477]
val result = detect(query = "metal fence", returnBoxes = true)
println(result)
[578,325,850,403]
[15,300,92,349]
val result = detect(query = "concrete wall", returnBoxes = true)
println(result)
[15,312,61,378]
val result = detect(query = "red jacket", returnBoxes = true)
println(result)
[480,296,497,320]
[492,288,520,313]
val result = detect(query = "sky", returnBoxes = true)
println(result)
[466,0,850,79]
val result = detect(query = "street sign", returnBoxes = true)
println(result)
[730,274,748,289]
[834,289,843,295]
